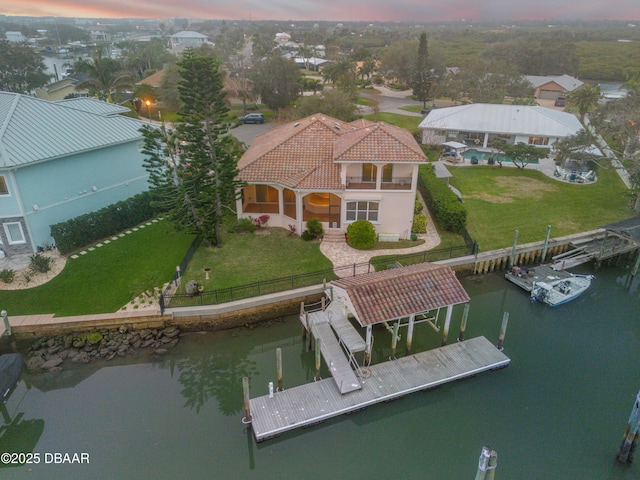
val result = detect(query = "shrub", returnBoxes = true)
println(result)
[304,218,324,240]
[412,214,428,233]
[418,165,467,233]
[347,220,376,250]
[0,268,15,284]
[29,252,53,274]
[414,195,423,214]
[301,230,315,241]
[232,218,257,234]
[185,280,200,296]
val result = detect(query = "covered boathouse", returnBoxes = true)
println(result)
[246,263,511,441]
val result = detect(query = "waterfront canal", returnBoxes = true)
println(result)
[1,264,639,479]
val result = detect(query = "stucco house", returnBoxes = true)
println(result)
[526,74,583,100]
[0,93,149,258]
[419,104,584,149]
[237,115,428,239]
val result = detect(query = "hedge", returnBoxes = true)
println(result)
[50,191,159,254]
[418,165,467,234]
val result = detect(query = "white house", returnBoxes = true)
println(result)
[5,32,26,43]
[237,115,428,239]
[169,31,211,51]
[419,104,584,149]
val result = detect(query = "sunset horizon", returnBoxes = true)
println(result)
[1,0,640,23]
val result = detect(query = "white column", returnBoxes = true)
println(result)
[483,132,489,148]
[441,305,453,346]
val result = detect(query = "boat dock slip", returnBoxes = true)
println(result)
[300,301,364,394]
[505,264,573,292]
[248,336,510,442]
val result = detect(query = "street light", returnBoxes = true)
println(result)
[145,99,151,122]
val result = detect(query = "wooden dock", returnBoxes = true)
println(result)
[248,336,510,442]
[505,264,573,292]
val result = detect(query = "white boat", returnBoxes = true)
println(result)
[530,275,593,307]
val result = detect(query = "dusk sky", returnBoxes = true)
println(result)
[2,0,640,22]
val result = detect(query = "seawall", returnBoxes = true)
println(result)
[4,227,634,343]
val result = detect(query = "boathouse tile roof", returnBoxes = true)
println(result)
[332,263,470,326]
[237,114,427,190]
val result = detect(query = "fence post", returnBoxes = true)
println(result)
[257,280,261,296]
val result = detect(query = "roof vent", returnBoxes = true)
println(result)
[334,123,341,130]
[294,122,300,127]
[33,204,39,211]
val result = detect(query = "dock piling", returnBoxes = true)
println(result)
[406,315,415,356]
[617,388,640,463]
[306,313,311,350]
[390,321,400,360]
[2,310,11,336]
[509,230,519,269]
[276,347,283,392]
[474,446,491,480]
[441,305,453,346]
[242,377,252,424]
[497,312,509,351]
[458,304,470,343]
[314,337,321,381]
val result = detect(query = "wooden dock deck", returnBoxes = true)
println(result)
[505,264,573,292]
[248,336,510,442]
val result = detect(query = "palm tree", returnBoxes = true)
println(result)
[567,83,601,122]
[74,50,134,103]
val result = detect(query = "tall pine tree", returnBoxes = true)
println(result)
[141,48,244,247]
[411,32,431,108]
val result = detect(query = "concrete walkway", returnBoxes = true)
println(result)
[320,198,441,273]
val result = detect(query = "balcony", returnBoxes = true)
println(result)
[345,176,412,190]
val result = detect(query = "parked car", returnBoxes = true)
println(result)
[554,97,566,107]
[238,113,265,124]
[421,108,431,116]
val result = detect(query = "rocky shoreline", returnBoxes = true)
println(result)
[25,326,181,373]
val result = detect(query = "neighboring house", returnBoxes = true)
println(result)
[275,32,292,45]
[5,31,26,43]
[0,93,150,258]
[419,104,584,148]
[34,75,89,102]
[236,115,428,239]
[526,74,583,100]
[169,31,211,51]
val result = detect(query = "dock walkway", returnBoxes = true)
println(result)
[248,336,509,441]
[300,301,364,394]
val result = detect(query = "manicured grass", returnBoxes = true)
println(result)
[449,166,632,251]
[363,112,422,135]
[181,227,334,290]
[0,220,195,316]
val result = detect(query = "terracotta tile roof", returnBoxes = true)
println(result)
[238,115,352,190]
[237,114,427,190]
[334,122,426,163]
[332,263,470,326]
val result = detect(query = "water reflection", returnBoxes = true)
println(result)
[165,352,257,415]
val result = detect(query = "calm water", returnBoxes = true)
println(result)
[1,264,639,479]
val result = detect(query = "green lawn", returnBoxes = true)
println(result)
[449,166,632,251]
[0,220,195,316]
[180,227,334,290]
[363,112,422,135]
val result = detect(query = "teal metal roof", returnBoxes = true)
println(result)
[55,97,131,116]
[0,92,147,168]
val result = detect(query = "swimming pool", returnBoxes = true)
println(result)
[462,148,539,164]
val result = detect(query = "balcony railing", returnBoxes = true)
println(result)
[346,176,412,190]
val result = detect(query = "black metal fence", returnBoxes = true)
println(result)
[160,240,476,312]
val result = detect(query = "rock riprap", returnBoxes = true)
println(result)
[26,326,181,373]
